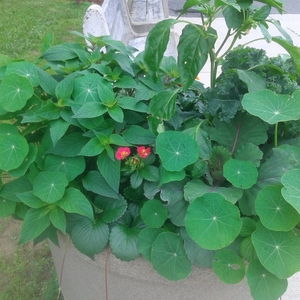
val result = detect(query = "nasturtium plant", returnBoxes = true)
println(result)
[1,0,300,298]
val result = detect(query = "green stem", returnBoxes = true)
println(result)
[274,122,279,148]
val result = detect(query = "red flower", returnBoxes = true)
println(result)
[115,147,131,160]
[137,146,151,158]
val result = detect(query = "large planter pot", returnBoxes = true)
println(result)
[49,233,253,300]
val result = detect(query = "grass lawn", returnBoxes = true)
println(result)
[0,1,92,299]
[0,0,91,61]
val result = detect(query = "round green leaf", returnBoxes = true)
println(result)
[151,232,191,281]
[0,74,33,112]
[223,159,258,189]
[0,133,29,171]
[246,259,288,300]
[156,131,199,171]
[281,169,300,213]
[33,171,68,203]
[44,155,86,181]
[6,61,39,86]
[140,200,168,228]
[252,222,300,279]
[213,249,245,284]
[185,193,242,250]
[71,216,109,259]
[137,227,165,262]
[256,185,300,231]
[0,198,16,217]
[242,89,300,124]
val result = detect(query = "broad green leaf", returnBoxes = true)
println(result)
[144,19,177,75]
[94,196,127,223]
[240,217,257,237]
[246,259,288,300]
[9,143,37,177]
[55,72,78,99]
[0,198,16,217]
[272,37,300,73]
[49,206,66,233]
[184,179,242,204]
[83,171,119,199]
[141,200,168,228]
[58,188,94,220]
[44,155,85,181]
[41,43,79,61]
[5,61,39,86]
[19,207,51,244]
[237,69,266,92]
[72,73,101,104]
[240,236,256,261]
[49,119,69,146]
[252,4,271,21]
[281,169,300,213]
[242,89,300,124]
[79,137,105,156]
[208,112,268,151]
[108,104,124,123]
[32,171,68,203]
[223,6,243,29]
[178,25,214,90]
[252,222,300,279]
[256,185,299,231]
[151,232,191,280]
[97,83,115,106]
[97,152,120,193]
[0,74,33,112]
[122,125,156,145]
[137,227,165,262]
[223,159,258,189]
[156,131,199,171]
[16,191,46,208]
[213,249,245,284]
[72,102,107,118]
[185,193,242,250]
[257,0,283,13]
[139,165,159,182]
[278,144,300,168]
[71,216,109,258]
[234,143,263,167]
[149,90,178,120]
[0,133,29,171]
[0,124,19,135]
[159,167,186,185]
[130,171,143,189]
[37,69,58,96]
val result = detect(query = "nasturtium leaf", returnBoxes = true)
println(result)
[156,131,199,171]
[151,232,191,280]
[181,227,216,268]
[44,155,85,181]
[252,222,300,279]
[9,143,37,177]
[0,74,33,112]
[5,61,39,86]
[94,196,127,223]
[278,144,300,168]
[0,124,20,135]
[281,169,300,213]
[246,260,288,300]
[0,198,16,217]
[159,167,186,185]
[185,193,242,250]
[213,249,245,284]
[71,216,109,259]
[72,73,101,104]
[19,207,51,244]
[223,159,258,189]
[0,133,29,171]
[234,143,263,167]
[32,171,68,203]
[242,89,300,124]
[49,206,66,233]
[58,188,94,220]
[141,200,168,228]
[256,185,300,231]
[137,227,165,262]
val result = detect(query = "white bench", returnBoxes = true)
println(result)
[83,0,177,56]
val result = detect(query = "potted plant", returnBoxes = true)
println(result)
[1,0,300,299]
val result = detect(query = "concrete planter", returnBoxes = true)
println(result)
[49,233,253,300]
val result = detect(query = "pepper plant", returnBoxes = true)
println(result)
[1,1,300,300]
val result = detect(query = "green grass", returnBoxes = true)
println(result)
[0,0,90,61]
